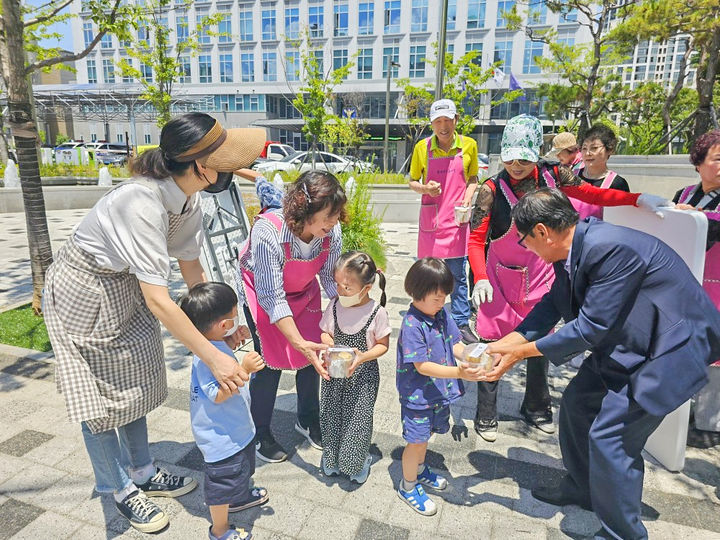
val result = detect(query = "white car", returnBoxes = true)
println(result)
[254,150,374,175]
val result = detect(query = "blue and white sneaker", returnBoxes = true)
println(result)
[349,455,372,484]
[397,484,437,516]
[417,466,448,490]
[321,457,340,477]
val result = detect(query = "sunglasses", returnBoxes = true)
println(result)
[503,159,535,166]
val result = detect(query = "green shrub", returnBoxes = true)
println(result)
[0,304,51,352]
[340,175,387,269]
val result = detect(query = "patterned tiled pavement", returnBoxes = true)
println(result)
[0,209,719,539]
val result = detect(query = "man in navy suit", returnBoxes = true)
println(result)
[483,188,720,540]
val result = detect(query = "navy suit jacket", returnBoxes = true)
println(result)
[516,218,720,416]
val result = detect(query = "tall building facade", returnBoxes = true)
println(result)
[54,0,594,162]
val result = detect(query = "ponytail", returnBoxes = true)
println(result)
[376,268,387,307]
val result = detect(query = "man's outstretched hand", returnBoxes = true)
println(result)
[482,338,541,382]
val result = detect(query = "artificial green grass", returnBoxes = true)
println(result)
[0,304,52,352]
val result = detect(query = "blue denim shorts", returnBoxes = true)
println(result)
[204,442,255,506]
[401,403,450,444]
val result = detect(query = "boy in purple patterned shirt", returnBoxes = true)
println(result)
[396,258,483,516]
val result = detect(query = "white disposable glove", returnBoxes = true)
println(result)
[472,279,494,307]
[637,193,674,218]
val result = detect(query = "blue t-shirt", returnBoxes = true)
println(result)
[396,304,464,410]
[190,341,255,463]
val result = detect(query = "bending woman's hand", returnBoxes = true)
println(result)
[297,340,330,381]
[207,347,250,392]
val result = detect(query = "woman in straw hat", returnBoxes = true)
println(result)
[44,112,265,534]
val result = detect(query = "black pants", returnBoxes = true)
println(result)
[475,356,551,421]
[244,306,320,436]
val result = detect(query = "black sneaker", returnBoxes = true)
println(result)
[458,324,479,344]
[687,427,720,449]
[295,420,323,450]
[520,407,555,434]
[136,467,198,498]
[116,489,169,533]
[474,417,498,442]
[229,486,269,512]
[255,433,288,463]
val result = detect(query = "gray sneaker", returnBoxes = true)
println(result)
[349,455,372,484]
[136,467,198,498]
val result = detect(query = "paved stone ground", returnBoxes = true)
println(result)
[0,209,719,539]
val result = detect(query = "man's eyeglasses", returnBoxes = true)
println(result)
[503,159,534,166]
[517,232,529,248]
[581,145,605,155]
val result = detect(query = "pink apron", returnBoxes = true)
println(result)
[240,212,329,370]
[575,171,617,219]
[417,136,469,259]
[475,177,556,340]
[679,185,720,366]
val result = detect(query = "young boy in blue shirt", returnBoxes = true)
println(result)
[180,282,268,540]
[396,258,482,516]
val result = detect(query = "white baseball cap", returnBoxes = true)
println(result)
[429,99,457,122]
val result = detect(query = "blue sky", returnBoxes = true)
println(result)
[29,0,74,51]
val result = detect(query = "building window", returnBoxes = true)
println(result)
[313,49,324,75]
[522,39,543,74]
[333,49,348,78]
[494,39,513,71]
[102,59,115,83]
[263,51,277,81]
[218,14,232,43]
[286,50,300,81]
[334,2,349,37]
[383,46,399,78]
[528,0,547,25]
[262,9,276,40]
[197,11,211,44]
[557,30,575,47]
[199,55,212,83]
[411,0,428,32]
[144,133,152,144]
[240,53,253,82]
[309,5,324,37]
[497,0,515,27]
[467,0,486,29]
[409,45,426,78]
[220,53,234,82]
[83,22,94,47]
[285,7,299,39]
[446,0,457,30]
[101,32,112,49]
[178,56,191,83]
[384,1,401,34]
[140,63,153,82]
[562,8,578,22]
[466,41,483,66]
[117,132,124,143]
[239,8,253,41]
[87,59,97,84]
[121,58,133,83]
[357,48,373,79]
[176,15,188,43]
[358,2,374,35]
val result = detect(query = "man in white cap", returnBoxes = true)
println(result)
[408,99,480,344]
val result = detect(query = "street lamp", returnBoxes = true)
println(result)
[384,60,400,173]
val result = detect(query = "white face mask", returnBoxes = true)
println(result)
[337,288,367,308]
[223,315,240,337]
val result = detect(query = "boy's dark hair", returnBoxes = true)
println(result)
[512,188,579,236]
[335,250,387,307]
[179,282,238,333]
[581,124,617,153]
[404,258,454,301]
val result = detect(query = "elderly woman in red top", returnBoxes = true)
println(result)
[468,114,671,442]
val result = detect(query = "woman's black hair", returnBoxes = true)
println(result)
[511,187,579,236]
[404,258,454,301]
[335,250,387,307]
[283,170,348,236]
[130,112,216,180]
[581,124,617,153]
[179,281,238,334]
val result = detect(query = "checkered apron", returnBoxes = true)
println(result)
[45,180,188,434]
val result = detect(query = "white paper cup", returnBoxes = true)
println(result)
[454,203,471,225]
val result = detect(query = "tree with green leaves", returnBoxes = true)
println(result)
[395,43,521,163]
[0,0,138,313]
[615,0,720,143]
[283,30,355,168]
[507,0,634,140]
[118,0,224,128]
